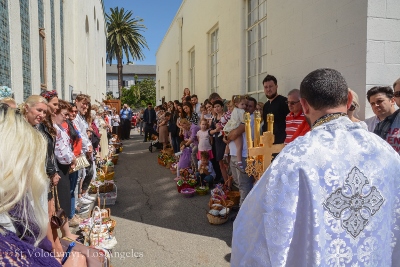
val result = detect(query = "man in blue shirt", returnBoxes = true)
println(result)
[120,103,133,140]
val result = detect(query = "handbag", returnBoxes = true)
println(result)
[70,154,90,173]
[50,186,67,229]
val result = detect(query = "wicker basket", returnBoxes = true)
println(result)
[170,169,177,175]
[196,186,209,196]
[104,172,115,181]
[89,181,114,194]
[163,148,174,156]
[165,162,172,169]
[97,169,105,182]
[99,184,117,205]
[111,157,118,165]
[102,165,114,174]
[207,196,229,225]
[227,191,240,206]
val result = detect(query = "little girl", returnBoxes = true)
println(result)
[222,95,247,173]
[197,119,213,160]
[196,151,216,188]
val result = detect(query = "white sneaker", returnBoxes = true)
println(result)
[76,203,90,210]
[78,197,92,205]
[76,206,90,215]
[83,193,96,201]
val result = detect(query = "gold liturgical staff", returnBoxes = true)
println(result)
[245,112,285,180]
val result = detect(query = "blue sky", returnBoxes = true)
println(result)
[103,0,182,65]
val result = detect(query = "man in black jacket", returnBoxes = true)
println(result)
[143,103,157,142]
[262,75,290,144]
[374,79,400,154]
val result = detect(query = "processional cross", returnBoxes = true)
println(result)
[245,112,285,180]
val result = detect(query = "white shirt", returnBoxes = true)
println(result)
[73,114,91,153]
[194,102,201,118]
[364,115,380,132]
[229,131,248,158]
[232,117,400,266]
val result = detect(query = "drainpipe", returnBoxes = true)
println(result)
[177,17,183,99]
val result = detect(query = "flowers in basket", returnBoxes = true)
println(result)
[179,167,193,178]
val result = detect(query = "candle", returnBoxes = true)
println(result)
[267,113,274,133]
[254,111,261,147]
[244,112,253,148]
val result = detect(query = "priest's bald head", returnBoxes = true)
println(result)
[299,68,353,126]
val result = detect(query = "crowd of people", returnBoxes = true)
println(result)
[0,90,123,266]
[1,69,400,265]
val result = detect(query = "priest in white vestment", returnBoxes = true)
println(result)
[231,68,400,267]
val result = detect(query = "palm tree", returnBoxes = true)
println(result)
[106,7,149,99]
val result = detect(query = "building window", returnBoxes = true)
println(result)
[0,0,11,88]
[20,0,32,100]
[39,29,47,89]
[189,48,195,93]
[247,0,267,94]
[209,28,219,93]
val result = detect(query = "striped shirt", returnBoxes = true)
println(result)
[285,111,306,144]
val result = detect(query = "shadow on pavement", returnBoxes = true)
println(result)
[110,131,234,247]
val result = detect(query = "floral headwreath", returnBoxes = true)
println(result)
[41,90,58,101]
[0,86,14,100]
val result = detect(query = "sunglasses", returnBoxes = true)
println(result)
[348,104,356,111]
[394,91,400,97]
[285,101,300,105]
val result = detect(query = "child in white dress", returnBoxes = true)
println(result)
[223,95,247,173]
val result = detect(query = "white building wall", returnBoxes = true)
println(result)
[157,0,400,120]
[265,0,369,118]
[156,0,246,103]
[365,0,400,118]
[3,0,106,103]
[9,0,24,102]
[65,0,106,103]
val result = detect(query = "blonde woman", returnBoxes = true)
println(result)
[0,105,86,266]
[348,89,368,130]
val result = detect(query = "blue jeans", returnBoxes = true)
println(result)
[69,171,79,219]
[195,172,214,188]
[171,136,181,153]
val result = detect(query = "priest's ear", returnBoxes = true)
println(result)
[300,98,310,115]
[346,90,354,110]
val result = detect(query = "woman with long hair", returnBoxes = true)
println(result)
[208,100,229,185]
[73,94,96,211]
[0,105,86,266]
[183,101,199,125]
[181,88,191,103]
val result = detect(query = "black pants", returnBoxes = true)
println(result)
[121,119,131,140]
[56,161,72,217]
[144,123,157,141]
[81,159,94,192]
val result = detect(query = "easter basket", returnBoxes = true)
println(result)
[180,187,196,198]
[207,196,229,225]
[195,186,209,196]
[227,191,240,206]
[111,154,118,165]
[104,171,115,181]
[96,168,105,182]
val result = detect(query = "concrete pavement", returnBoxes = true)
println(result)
[109,129,233,266]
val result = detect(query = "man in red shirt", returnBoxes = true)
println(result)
[284,89,309,144]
